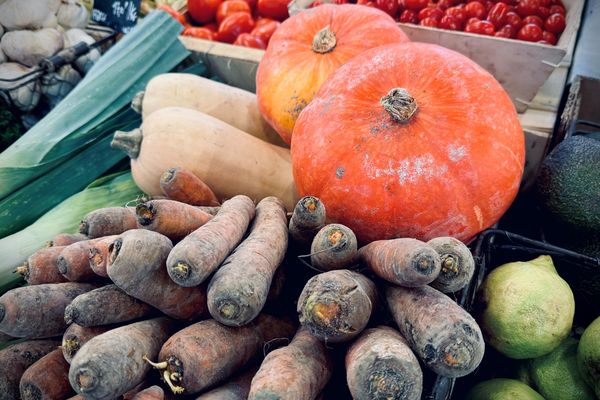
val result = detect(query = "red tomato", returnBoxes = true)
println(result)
[538,0,550,6]
[545,13,566,33]
[256,0,289,21]
[515,0,540,17]
[419,16,439,26]
[373,0,400,17]
[504,11,522,30]
[478,20,495,34]
[217,12,255,43]
[250,19,279,44]
[399,9,419,23]
[549,5,565,15]
[203,22,219,31]
[484,0,494,12]
[239,0,257,9]
[419,7,444,21]
[182,26,215,40]
[542,30,557,44]
[487,2,508,28]
[188,0,223,24]
[157,4,188,26]
[465,1,486,19]
[446,6,467,24]
[522,15,543,27]
[494,24,514,37]
[233,33,266,48]
[517,23,543,41]
[439,14,461,29]
[464,18,481,33]
[537,6,550,19]
[405,0,429,11]
[216,0,251,24]
[437,0,455,9]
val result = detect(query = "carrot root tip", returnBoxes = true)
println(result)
[163,370,185,394]
[62,337,80,358]
[76,368,98,391]
[45,240,53,248]
[441,254,460,274]
[171,262,191,280]
[217,301,239,320]
[136,204,156,226]
[108,239,122,265]
[15,264,28,277]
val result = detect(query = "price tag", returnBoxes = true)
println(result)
[92,0,142,33]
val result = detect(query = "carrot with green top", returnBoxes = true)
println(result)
[167,195,256,287]
[88,235,119,277]
[309,224,358,271]
[0,339,58,400]
[0,282,97,338]
[136,199,214,241]
[195,367,258,400]
[20,348,74,400]
[61,323,115,364]
[207,196,287,326]
[80,206,140,238]
[48,233,87,247]
[248,327,333,400]
[58,239,105,282]
[69,317,176,400]
[65,284,155,327]
[145,314,295,395]
[358,238,441,287]
[427,236,475,293]
[107,229,208,320]
[345,326,423,400]
[297,269,377,343]
[15,246,68,285]
[160,167,220,206]
[288,196,326,244]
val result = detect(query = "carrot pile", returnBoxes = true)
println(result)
[0,167,481,398]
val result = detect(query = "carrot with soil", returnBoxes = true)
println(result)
[309,224,358,271]
[248,327,333,400]
[0,339,58,400]
[69,317,176,400]
[136,199,214,241]
[80,206,140,238]
[345,326,423,400]
[297,269,377,343]
[145,314,295,395]
[160,168,220,206]
[288,196,326,244]
[195,367,258,400]
[49,233,87,247]
[167,195,256,287]
[0,282,97,338]
[358,238,441,287]
[107,229,208,320]
[65,284,155,327]
[58,239,105,282]
[20,348,74,400]
[62,323,115,364]
[386,284,485,378]
[15,246,68,285]
[207,196,288,326]
[88,235,119,277]
[131,385,165,400]
[427,236,475,293]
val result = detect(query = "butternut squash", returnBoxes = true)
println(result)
[111,107,298,211]
[133,73,288,148]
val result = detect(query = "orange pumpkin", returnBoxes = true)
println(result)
[256,4,410,145]
[291,43,525,244]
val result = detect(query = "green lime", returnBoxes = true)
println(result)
[578,316,600,398]
[466,378,544,400]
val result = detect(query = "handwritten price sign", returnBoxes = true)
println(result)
[92,0,141,33]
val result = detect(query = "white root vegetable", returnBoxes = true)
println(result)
[1,29,64,67]
[0,63,41,112]
[42,13,59,29]
[57,0,89,30]
[41,64,81,108]
[48,0,61,13]
[0,0,52,31]
[63,28,100,74]
[0,48,6,64]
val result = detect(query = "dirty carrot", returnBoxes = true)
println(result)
[145,314,295,395]
[79,206,140,238]
[0,339,58,400]
[64,284,155,327]
[58,239,105,282]
[427,236,475,293]
[61,323,115,364]
[136,199,214,241]
[207,196,287,326]
[131,385,165,400]
[297,269,377,343]
[288,196,326,244]
[20,348,74,400]
[0,282,97,338]
[345,326,423,400]
[248,327,333,400]
[15,245,68,285]
[309,224,358,271]
[107,229,208,320]
[167,195,256,287]
[48,233,87,247]
[88,235,119,277]
[69,317,176,400]
[386,284,485,378]
[358,238,442,287]
[160,167,220,206]
[195,367,258,400]
[197,206,221,216]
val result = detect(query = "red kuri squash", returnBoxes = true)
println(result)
[291,43,525,244]
[256,4,410,145]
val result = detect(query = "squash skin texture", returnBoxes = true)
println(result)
[291,43,525,243]
[256,3,410,145]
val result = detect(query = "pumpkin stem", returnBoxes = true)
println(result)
[111,129,143,159]
[380,88,418,123]
[312,26,337,54]
[131,91,145,114]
